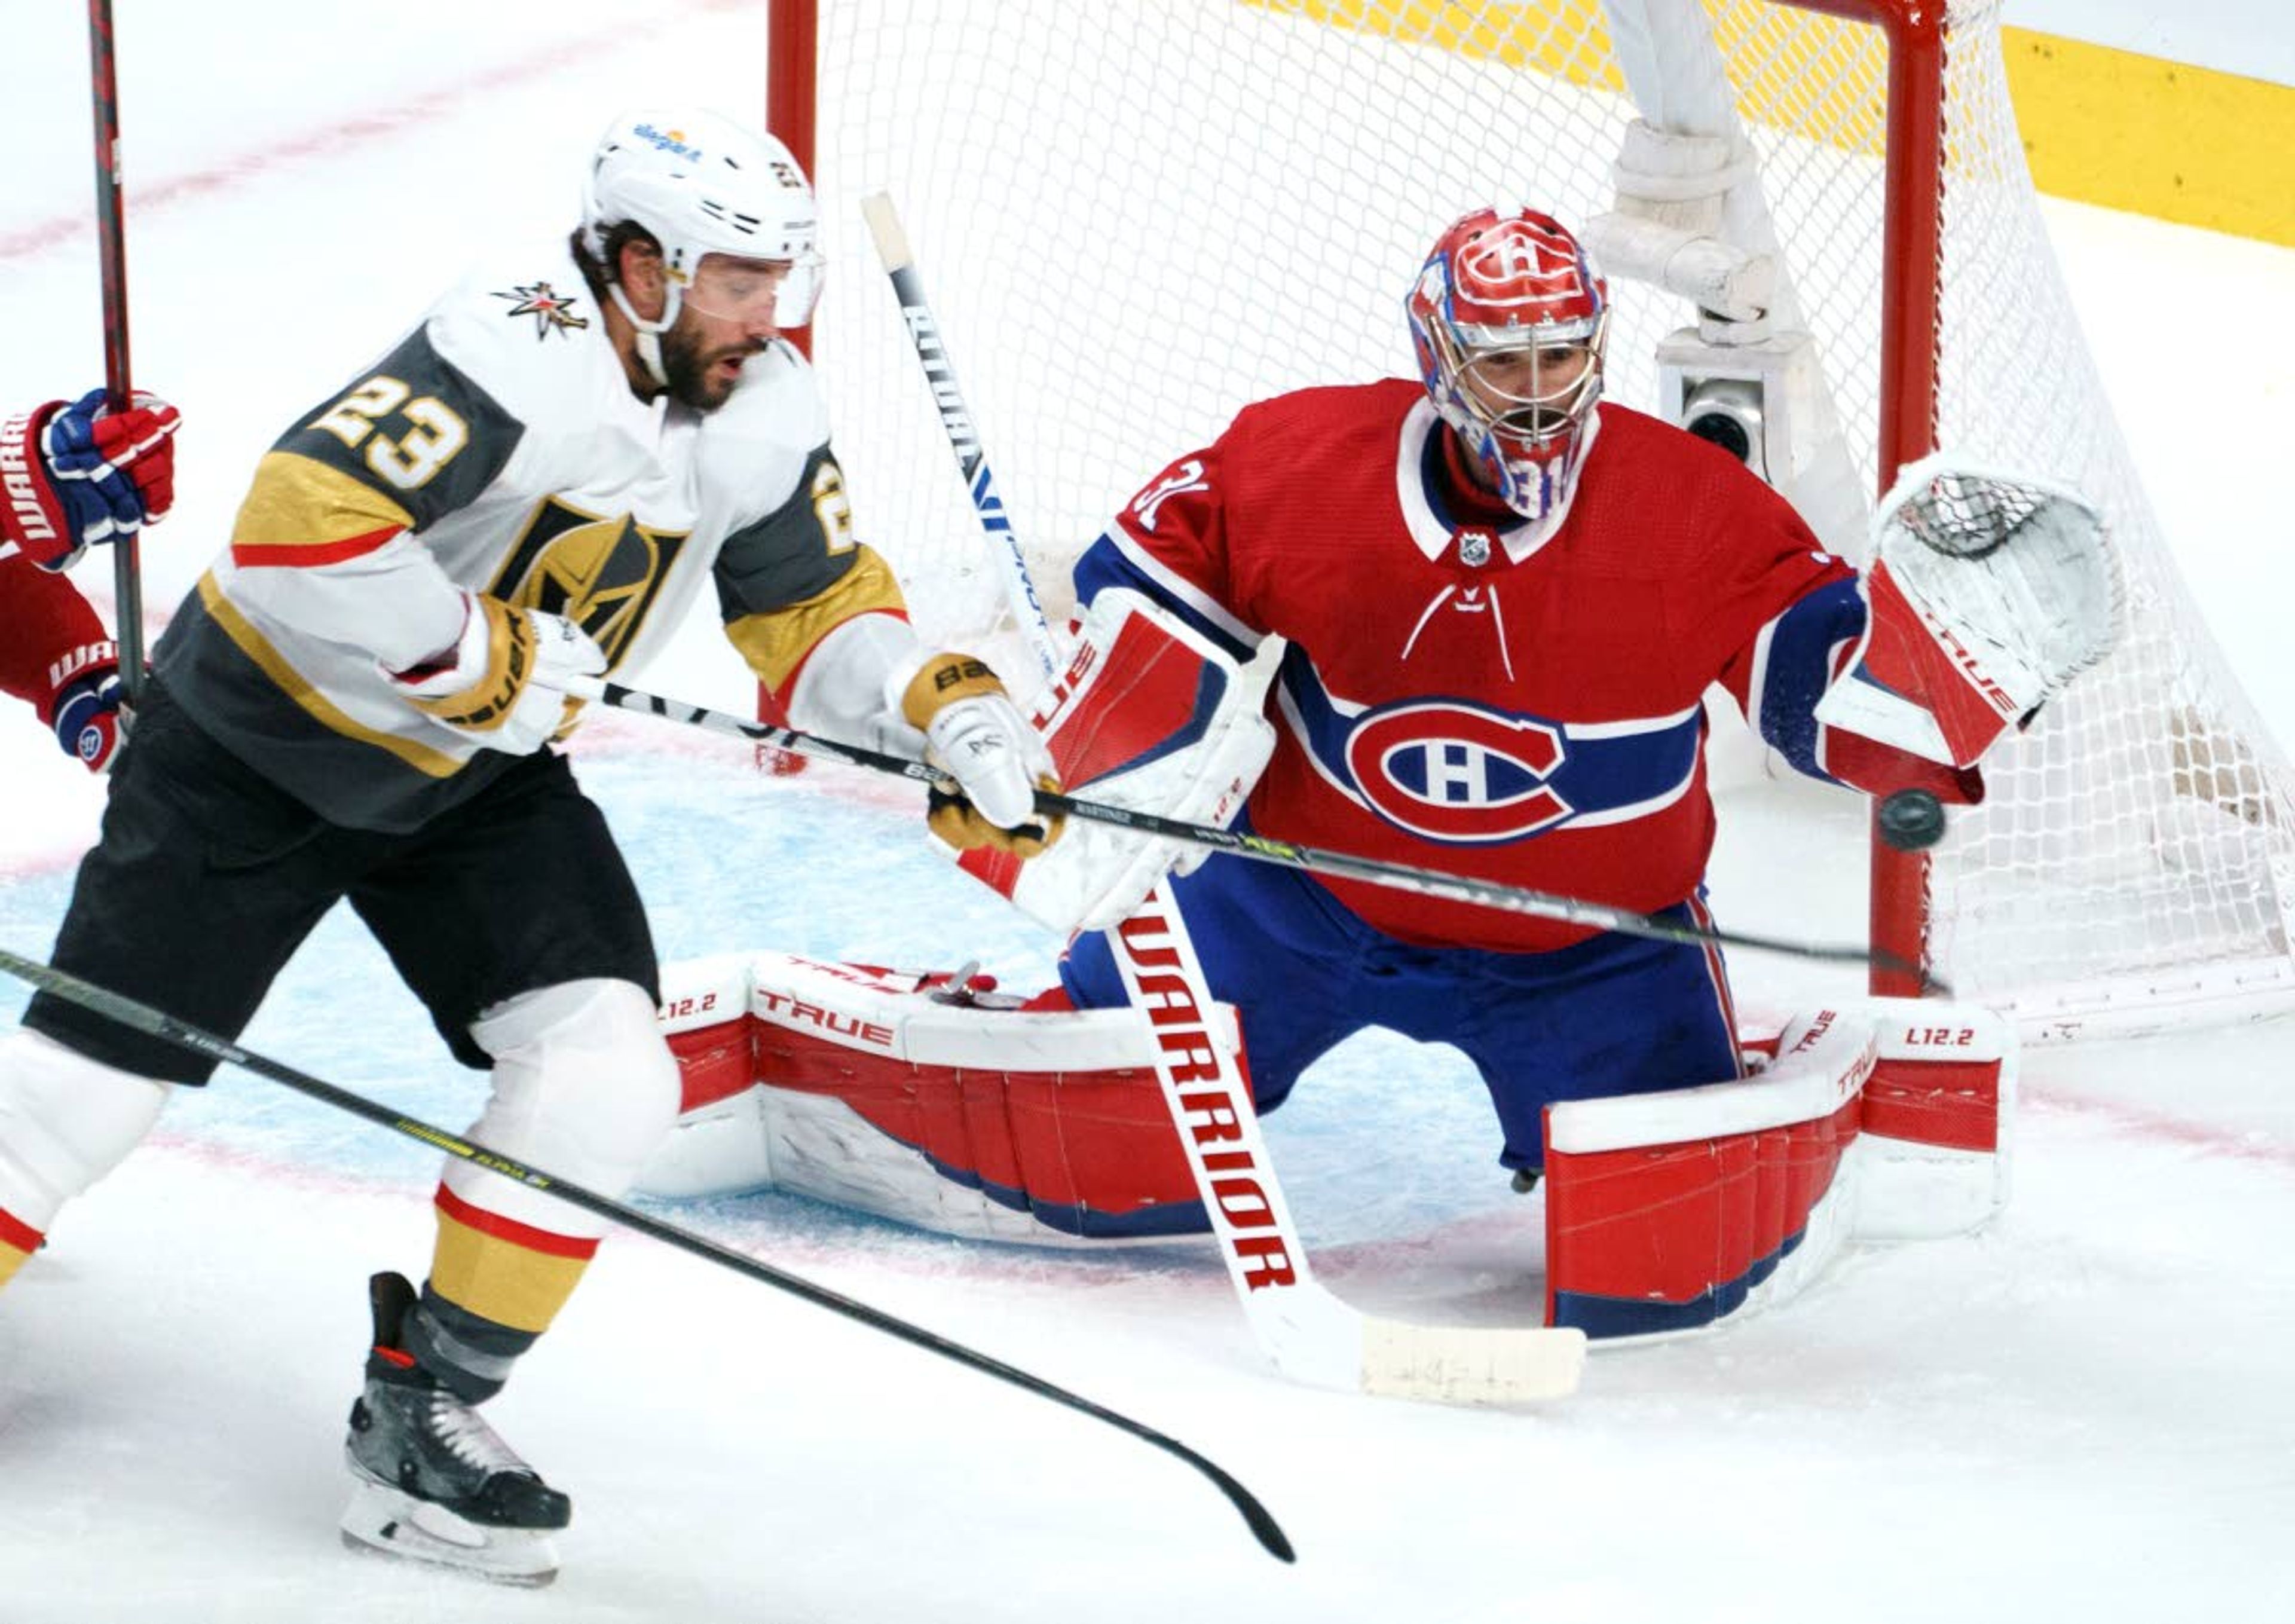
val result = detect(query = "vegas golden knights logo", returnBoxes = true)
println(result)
[488,496,691,665]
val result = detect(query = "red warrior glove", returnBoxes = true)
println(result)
[0,389,182,573]
[41,641,126,772]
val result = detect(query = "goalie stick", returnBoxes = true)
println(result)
[862,191,1059,680]
[0,944,1294,1564]
[861,193,1584,1402]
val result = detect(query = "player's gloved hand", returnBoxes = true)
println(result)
[41,642,126,772]
[0,389,182,572]
[893,650,1063,856]
[391,593,606,756]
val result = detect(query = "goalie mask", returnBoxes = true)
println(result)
[582,109,825,383]
[1407,208,1610,524]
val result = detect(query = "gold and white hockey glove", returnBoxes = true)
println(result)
[391,592,607,756]
[894,650,1063,857]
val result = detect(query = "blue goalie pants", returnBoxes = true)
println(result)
[1058,850,1743,1172]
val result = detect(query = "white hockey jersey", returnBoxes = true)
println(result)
[155,241,911,830]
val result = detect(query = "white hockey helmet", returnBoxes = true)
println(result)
[581,109,824,375]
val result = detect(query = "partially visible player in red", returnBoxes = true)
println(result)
[0,387,182,770]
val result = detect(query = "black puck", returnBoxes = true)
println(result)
[1878,788,1948,851]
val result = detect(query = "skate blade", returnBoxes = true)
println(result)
[339,1479,559,1587]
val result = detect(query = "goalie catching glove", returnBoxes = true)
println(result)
[893,650,1064,857]
[389,592,606,756]
[1815,454,2120,768]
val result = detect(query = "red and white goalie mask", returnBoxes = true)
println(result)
[1407,208,1610,524]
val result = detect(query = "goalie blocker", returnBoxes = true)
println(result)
[637,952,2013,1339]
[945,587,1275,936]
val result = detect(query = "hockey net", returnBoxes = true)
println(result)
[769,0,2295,1037]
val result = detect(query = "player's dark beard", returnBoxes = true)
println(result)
[660,317,760,412]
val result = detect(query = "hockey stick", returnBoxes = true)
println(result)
[1103,889,1587,1402]
[576,674,1930,985]
[0,944,1294,1564]
[85,0,144,703]
[865,192,1581,1403]
[862,192,1060,679]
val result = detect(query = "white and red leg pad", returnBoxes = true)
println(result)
[1544,999,2012,1340]
[637,952,1240,1245]
[954,588,1274,937]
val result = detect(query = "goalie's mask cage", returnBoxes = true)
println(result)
[1406,207,1612,523]
[770,0,2295,1040]
[581,107,825,381]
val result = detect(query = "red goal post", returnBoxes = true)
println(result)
[766,0,2295,1039]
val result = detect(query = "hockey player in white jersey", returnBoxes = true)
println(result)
[0,109,1057,1586]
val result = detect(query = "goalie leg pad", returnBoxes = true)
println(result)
[1544,1009,1875,1339]
[635,953,1243,1244]
[1855,1004,2015,1240]
[1543,999,2014,1339]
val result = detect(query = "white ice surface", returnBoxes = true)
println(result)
[2,4,2294,1620]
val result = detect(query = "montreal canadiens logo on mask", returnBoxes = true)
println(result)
[1455,219,1589,311]
[1342,700,1574,843]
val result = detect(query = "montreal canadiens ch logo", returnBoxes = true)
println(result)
[1342,701,1572,843]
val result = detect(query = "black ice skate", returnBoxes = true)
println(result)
[338,1271,571,1586]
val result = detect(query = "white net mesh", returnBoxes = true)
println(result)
[794,0,2295,1027]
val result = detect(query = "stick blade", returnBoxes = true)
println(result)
[1358,1320,1587,1405]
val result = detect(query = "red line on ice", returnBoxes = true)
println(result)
[2023,1085,2295,1173]
[0,0,749,263]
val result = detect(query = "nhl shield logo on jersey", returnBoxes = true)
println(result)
[1341,699,1573,843]
[1455,527,1494,567]
[494,281,590,340]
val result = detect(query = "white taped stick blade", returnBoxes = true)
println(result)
[1358,1319,1587,1405]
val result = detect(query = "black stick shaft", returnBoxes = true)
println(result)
[590,680,1935,987]
[86,0,145,703]
[0,944,1294,1564]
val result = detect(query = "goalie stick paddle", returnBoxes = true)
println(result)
[0,944,1295,1564]
[573,675,1938,989]
[1106,888,1587,1403]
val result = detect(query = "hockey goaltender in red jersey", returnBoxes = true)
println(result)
[0,386,180,772]
[0,111,1059,1586]
[635,207,2117,1352]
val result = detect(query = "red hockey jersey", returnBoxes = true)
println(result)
[1072,380,1892,953]
[0,547,108,726]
